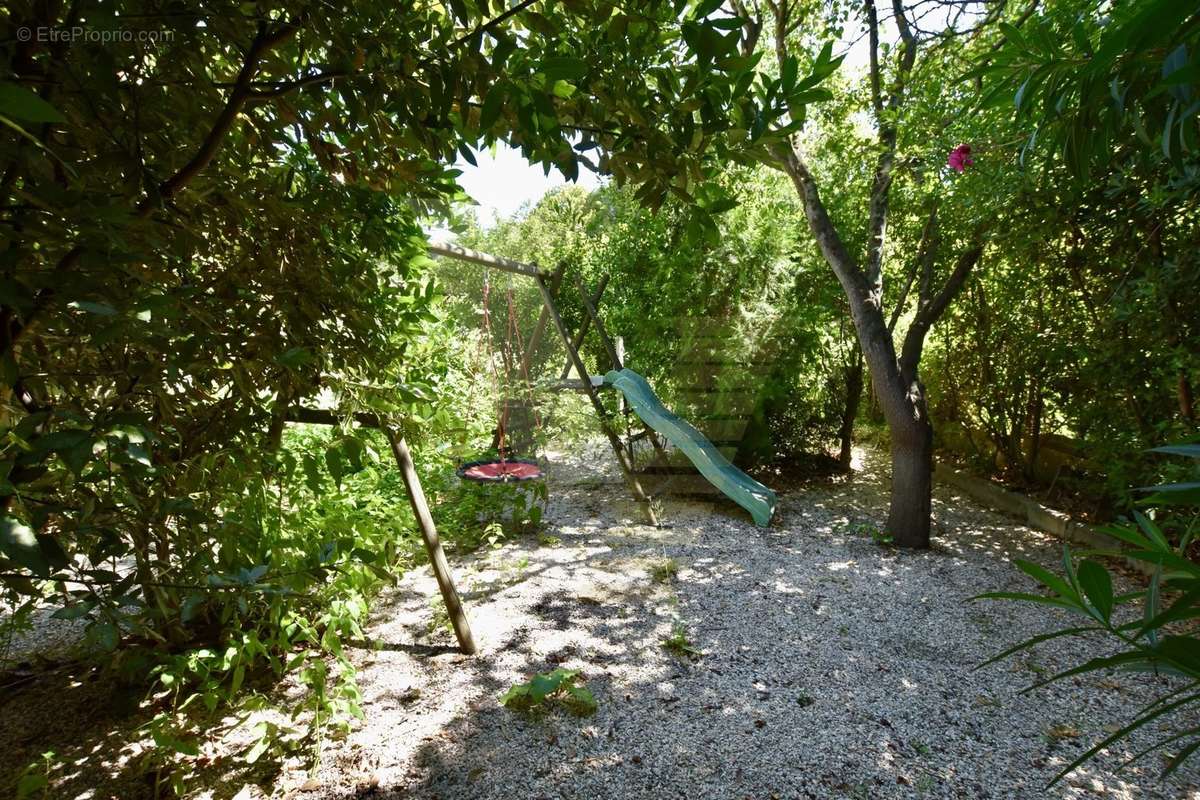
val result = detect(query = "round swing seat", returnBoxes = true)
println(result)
[457,458,544,483]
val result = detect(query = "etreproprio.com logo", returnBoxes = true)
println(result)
[16,26,176,45]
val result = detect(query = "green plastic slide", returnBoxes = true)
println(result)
[602,368,777,527]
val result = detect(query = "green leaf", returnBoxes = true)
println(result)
[997,22,1029,52]
[457,141,478,166]
[541,57,588,82]
[16,772,48,799]
[1028,650,1165,694]
[52,601,96,620]
[231,663,246,694]
[528,669,568,701]
[563,683,598,715]
[244,737,270,764]
[302,453,323,494]
[1149,444,1200,459]
[498,683,532,707]
[70,301,118,316]
[325,447,344,488]
[975,625,1101,670]
[37,534,70,571]
[1076,559,1113,621]
[971,590,1078,609]
[781,56,798,91]
[276,347,314,369]
[1132,510,1171,550]
[479,85,505,132]
[1013,558,1079,602]
[0,82,67,123]
[88,621,119,651]
[1,516,48,575]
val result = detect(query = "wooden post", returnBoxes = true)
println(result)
[578,282,668,464]
[577,273,624,372]
[559,275,609,380]
[533,274,659,526]
[385,428,478,655]
[521,261,566,379]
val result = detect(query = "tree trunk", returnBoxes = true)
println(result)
[1180,371,1195,422]
[1026,377,1043,480]
[837,351,863,470]
[885,404,933,548]
[770,143,980,549]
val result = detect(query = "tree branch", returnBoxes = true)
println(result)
[144,20,300,211]
[863,0,920,303]
[887,204,938,333]
[899,239,984,379]
[730,0,764,56]
[245,69,347,101]
[3,20,301,360]
[422,0,539,66]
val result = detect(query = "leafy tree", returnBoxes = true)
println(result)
[715,0,1008,546]
[0,0,835,783]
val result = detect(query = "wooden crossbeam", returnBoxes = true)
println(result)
[428,242,550,279]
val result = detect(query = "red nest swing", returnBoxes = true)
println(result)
[457,269,545,485]
[457,457,543,483]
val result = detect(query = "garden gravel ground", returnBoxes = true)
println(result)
[280,445,1200,800]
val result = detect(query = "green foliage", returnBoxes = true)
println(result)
[978,446,1200,782]
[13,751,54,800]
[848,521,893,546]
[649,557,679,584]
[972,0,1200,176]
[662,622,701,658]
[499,668,597,716]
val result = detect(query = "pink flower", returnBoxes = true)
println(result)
[947,144,974,173]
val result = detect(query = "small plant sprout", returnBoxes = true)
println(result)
[15,751,55,800]
[649,556,679,584]
[848,521,893,546]
[500,668,597,716]
[662,622,701,658]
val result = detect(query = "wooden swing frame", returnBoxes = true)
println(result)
[428,243,660,526]
[281,243,658,657]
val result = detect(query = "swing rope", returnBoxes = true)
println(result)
[459,267,544,484]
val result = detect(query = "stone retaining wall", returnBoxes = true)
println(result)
[934,462,1154,577]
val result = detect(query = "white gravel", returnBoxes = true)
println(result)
[285,444,1200,800]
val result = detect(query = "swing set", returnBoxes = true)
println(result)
[455,262,545,484]
[287,242,776,656]
[430,242,664,524]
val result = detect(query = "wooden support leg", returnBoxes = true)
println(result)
[578,278,669,465]
[559,275,609,380]
[386,428,478,655]
[521,261,566,379]
[534,275,659,526]
[576,273,625,371]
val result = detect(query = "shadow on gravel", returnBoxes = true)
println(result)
[299,450,1200,800]
[0,663,284,800]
